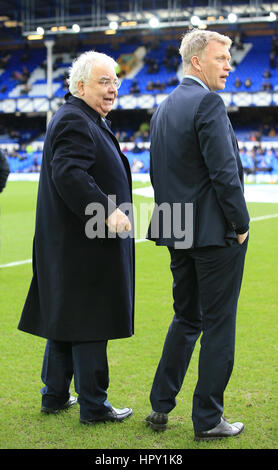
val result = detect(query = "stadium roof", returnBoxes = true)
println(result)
[0,0,277,42]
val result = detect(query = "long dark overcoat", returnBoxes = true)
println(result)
[18,93,134,342]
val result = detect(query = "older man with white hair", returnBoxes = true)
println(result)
[18,50,134,425]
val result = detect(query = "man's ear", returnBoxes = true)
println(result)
[77,80,85,96]
[191,56,202,72]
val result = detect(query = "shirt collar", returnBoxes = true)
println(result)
[65,92,103,124]
[184,75,210,91]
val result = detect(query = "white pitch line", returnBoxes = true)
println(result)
[0,258,32,268]
[250,213,278,221]
[1,213,278,269]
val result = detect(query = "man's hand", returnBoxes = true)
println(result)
[106,208,131,233]
[237,231,249,245]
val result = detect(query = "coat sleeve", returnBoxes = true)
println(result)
[0,150,10,193]
[50,111,116,221]
[195,92,249,233]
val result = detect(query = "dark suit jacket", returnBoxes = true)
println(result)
[147,77,250,248]
[18,93,134,342]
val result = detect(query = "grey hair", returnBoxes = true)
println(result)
[67,50,118,96]
[179,29,232,73]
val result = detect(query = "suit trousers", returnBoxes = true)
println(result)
[41,339,112,420]
[150,237,248,432]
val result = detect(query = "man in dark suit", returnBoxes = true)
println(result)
[145,29,249,440]
[18,51,134,425]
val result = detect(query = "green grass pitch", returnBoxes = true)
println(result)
[0,180,277,450]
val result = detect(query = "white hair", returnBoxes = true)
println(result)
[179,29,232,73]
[67,50,118,96]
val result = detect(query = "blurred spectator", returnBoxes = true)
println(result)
[141,130,149,142]
[12,67,30,85]
[269,34,278,68]
[268,127,276,137]
[9,129,21,141]
[32,154,41,172]
[261,81,273,91]
[145,57,159,73]
[263,69,271,78]
[256,155,273,173]
[163,54,179,72]
[135,121,150,141]
[167,76,179,87]
[131,157,144,173]
[262,123,271,136]
[132,143,144,154]
[266,148,275,165]
[269,51,276,69]
[139,121,149,134]
[9,149,20,159]
[233,32,244,50]
[53,56,63,71]
[115,131,129,142]
[26,144,34,155]
[271,35,278,54]
[154,80,165,91]
[244,77,252,88]
[165,44,179,60]
[130,79,140,94]
[22,66,30,80]
[0,52,11,69]
[146,80,165,91]
[162,44,180,71]
[20,83,32,95]
[234,77,242,88]
[0,149,10,192]
[240,147,255,175]
[249,131,261,142]
[12,70,25,82]
[18,152,27,161]
[61,71,69,90]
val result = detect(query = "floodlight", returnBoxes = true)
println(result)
[228,13,238,23]
[191,15,201,26]
[72,24,80,32]
[36,27,44,35]
[109,21,118,30]
[149,17,160,28]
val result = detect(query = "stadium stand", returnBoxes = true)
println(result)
[1,23,278,182]
[1,34,278,99]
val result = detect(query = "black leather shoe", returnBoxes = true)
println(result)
[194,416,244,441]
[41,395,77,414]
[80,406,133,425]
[145,410,168,431]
